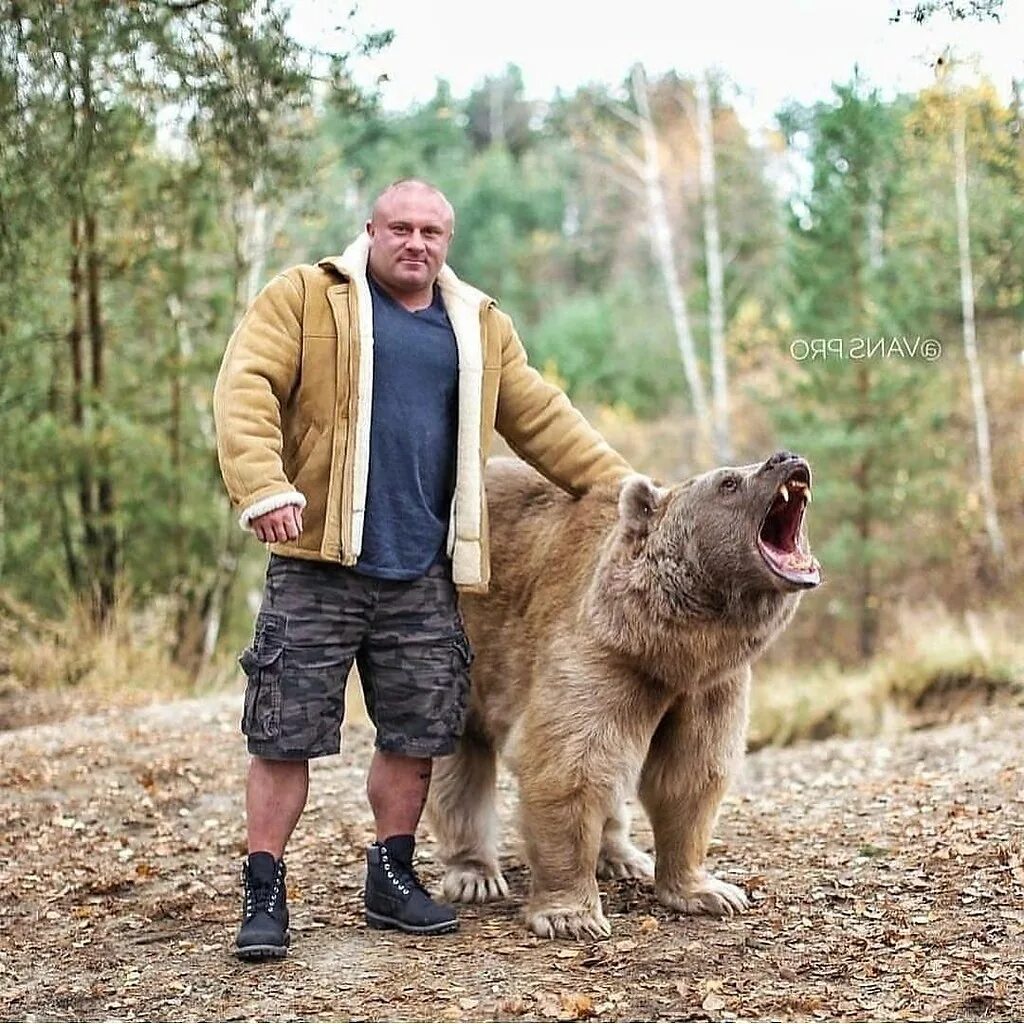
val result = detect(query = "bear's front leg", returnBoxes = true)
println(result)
[516,661,669,939]
[516,686,659,940]
[639,671,751,918]
[519,761,612,939]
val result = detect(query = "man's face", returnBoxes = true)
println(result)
[366,185,454,296]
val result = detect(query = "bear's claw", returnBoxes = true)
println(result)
[442,864,510,903]
[527,905,611,940]
[657,875,749,917]
[596,844,655,881]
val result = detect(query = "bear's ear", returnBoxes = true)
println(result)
[618,474,663,541]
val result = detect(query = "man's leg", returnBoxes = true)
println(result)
[366,750,431,840]
[247,756,310,858]
[235,757,307,960]
[358,565,471,935]
[235,558,371,959]
[362,747,458,934]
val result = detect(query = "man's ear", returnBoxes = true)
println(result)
[618,475,663,542]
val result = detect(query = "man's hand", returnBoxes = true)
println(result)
[252,505,303,544]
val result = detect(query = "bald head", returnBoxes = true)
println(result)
[370,179,455,230]
[365,179,455,311]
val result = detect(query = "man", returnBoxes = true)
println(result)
[214,179,632,959]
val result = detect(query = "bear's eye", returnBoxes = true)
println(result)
[719,476,739,494]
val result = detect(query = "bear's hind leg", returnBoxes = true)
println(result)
[597,799,655,881]
[428,725,509,903]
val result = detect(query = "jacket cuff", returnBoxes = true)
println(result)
[238,490,307,530]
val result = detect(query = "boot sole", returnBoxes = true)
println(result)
[365,910,459,935]
[234,934,290,961]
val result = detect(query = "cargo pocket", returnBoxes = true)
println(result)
[239,612,286,742]
[445,631,474,733]
[451,630,474,669]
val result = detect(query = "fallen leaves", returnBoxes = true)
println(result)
[2,698,1024,1022]
[559,992,595,1019]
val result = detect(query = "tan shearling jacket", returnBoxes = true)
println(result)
[213,233,632,593]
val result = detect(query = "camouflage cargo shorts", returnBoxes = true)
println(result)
[238,555,473,760]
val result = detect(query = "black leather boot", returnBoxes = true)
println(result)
[235,851,289,959]
[364,835,458,935]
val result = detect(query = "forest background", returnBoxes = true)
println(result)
[1,0,1021,745]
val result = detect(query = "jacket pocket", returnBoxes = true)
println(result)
[239,612,286,741]
[288,421,322,475]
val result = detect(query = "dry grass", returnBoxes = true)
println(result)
[0,588,239,728]
[750,602,1024,749]
[3,584,1021,748]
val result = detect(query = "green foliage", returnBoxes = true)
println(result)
[445,145,569,320]
[777,79,960,657]
[0,0,382,630]
[528,286,680,417]
[463,65,538,158]
[890,0,1004,22]
[1,14,1021,671]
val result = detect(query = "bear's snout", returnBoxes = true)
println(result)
[760,450,803,472]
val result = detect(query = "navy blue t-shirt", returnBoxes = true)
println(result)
[354,274,459,580]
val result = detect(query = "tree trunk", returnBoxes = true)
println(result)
[201,186,273,664]
[849,191,878,661]
[68,215,99,591]
[49,310,82,592]
[85,209,118,622]
[167,292,187,583]
[630,64,710,451]
[695,72,731,463]
[952,101,1006,567]
[173,185,270,678]
[489,79,506,147]
[854,363,877,660]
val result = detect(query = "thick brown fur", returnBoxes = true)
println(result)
[427,455,816,939]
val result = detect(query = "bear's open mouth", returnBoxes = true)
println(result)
[757,465,821,588]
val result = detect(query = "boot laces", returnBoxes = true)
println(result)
[379,845,427,899]
[242,862,285,918]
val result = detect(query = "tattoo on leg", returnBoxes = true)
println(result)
[415,766,432,816]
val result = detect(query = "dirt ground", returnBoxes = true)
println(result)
[1,692,1022,1023]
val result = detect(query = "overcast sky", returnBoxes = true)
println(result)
[290,0,1023,134]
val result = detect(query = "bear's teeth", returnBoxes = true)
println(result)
[779,484,789,503]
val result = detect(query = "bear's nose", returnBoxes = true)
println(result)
[762,450,801,471]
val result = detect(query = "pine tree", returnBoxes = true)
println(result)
[776,80,955,660]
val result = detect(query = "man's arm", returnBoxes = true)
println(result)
[493,312,634,495]
[213,270,308,530]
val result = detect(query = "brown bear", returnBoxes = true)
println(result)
[427,451,821,939]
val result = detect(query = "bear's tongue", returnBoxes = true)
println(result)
[758,492,821,586]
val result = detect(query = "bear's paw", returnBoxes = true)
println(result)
[596,843,655,881]
[442,863,510,903]
[657,874,749,917]
[527,903,612,940]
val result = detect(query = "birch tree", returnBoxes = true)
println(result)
[188,183,291,679]
[695,72,731,462]
[951,97,1007,563]
[629,64,711,447]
